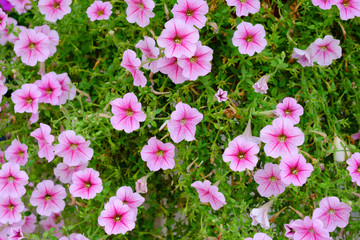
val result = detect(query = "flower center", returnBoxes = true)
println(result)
[239,0,247,2]
[245,35,253,43]
[113,215,121,222]
[278,134,287,142]
[309,228,315,233]
[285,109,292,115]
[8,204,14,211]
[26,97,33,104]
[55,215,62,224]
[18,151,24,157]
[44,194,52,201]
[189,56,197,63]
[320,45,328,51]
[156,150,164,157]
[45,88,53,95]
[69,166,75,170]
[7,176,15,182]
[237,151,245,159]
[180,118,187,125]
[357,167,360,173]
[53,1,60,9]
[343,0,350,7]
[122,200,128,205]
[28,42,36,50]
[174,36,182,44]
[84,181,92,189]
[126,109,134,116]
[186,9,193,16]
[328,209,335,214]
[139,2,144,9]
[97,10,104,16]
[290,167,298,175]
[70,143,78,149]
[269,176,277,182]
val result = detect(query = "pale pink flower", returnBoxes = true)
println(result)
[69,168,103,199]
[284,220,295,239]
[0,17,18,45]
[56,72,76,105]
[157,56,187,84]
[0,162,28,198]
[244,233,272,240]
[171,0,209,29]
[313,196,352,232]
[240,119,261,145]
[54,161,88,184]
[215,88,228,102]
[191,180,226,210]
[14,29,51,67]
[279,154,314,186]
[312,0,340,9]
[157,19,200,58]
[8,226,23,240]
[352,130,360,140]
[13,213,36,234]
[135,175,148,194]
[336,0,360,20]
[54,130,94,166]
[0,82,7,104]
[346,152,360,186]
[121,49,147,87]
[222,136,260,172]
[30,180,66,216]
[140,137,175,171]
[260,118,305,158]
[0,9,7,30]
[167,102,203,143]
[116,186,145,212]
[60,233,89,240]
[34,72,63,105]
[5,139,28,166]
[98,197,136,235]
[30,123,56,162]
[8,0,31,14]
[29,111,39,125]
[178,41,213,81]
[0,72,5,83]
[253,74,270,94]
[86,1,112,21]
[124,0,155,27]
[291,216,331,240]
[135,36,159,73]
[0,151,4,164]
[39,217,63,238]
[0,196,24,224]
[250,200,274,229]
[34,25,59,57]
[310,35,342,66]
[11,84,41,113]
[254,163,287,197]
[275,97,304,124]
[291,47,314,67]
[225,0,260,17]
[38,0,72,22]
[48,212,64,228]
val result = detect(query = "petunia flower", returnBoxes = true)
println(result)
[54,161,88,184]
[34,25,59,57]
[8,0,31,14]
[135,175,148,194]
[13,212,37,234]
[253,74,270,94]
[56,72,76,105]
[140,137,175,171]
[86,1,112,21]
[11,84,41,114]
[4,139,28,166]
[336,0,360,20]
[215,88,228,102]
[225,0,260,17]
[167,102,203,143]
[279,154,313,186]
[38,0,72,22]
[0,0,13,11]
[0,17,19,46]
[121,49,147,87]
[232,21,267,56]
[30,123,56,162]
[351,130,360,140]
[191,180,226,210]
[39,217,63,238]
[275,97,304,124]
[244,233,272,240]
[240,119,261,145]
[291,47,314,67]
[254,163,287,197]
[69,168,103,199]
[135,36,159,73]
[291,216,332,240]
[171,0,209,29]
[312,0,340,9]
[309,35,342,66]
[0,162,28,198]
[8,226,23,240]
[157,56,187,84]
[284,220,295,239]
[110,92,146,133]
[115,186,145,213]
[250,200,274,229]
[0,81,7,104]
[59,233,89,240]
[0,8,7,30]
[346,152,360,186]
[0,196,24,224]
[34,72,63,105]
[124,0,155,27]
[48,212,64,228]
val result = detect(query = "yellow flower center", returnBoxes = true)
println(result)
[180,118,187,124]
[156,150,164,157]
[70,143,78,149]
[186,9,193,16]
[26,97,33,104]
[53,2,60,9]
[97,10,104,16]
[278,134,287,142]
[114,215,121,222]
[44,194,52,201]
[285,109,292,115]
[269,176,277,182]
[7,176,15,182]
[189,56,197,63]
[46,88,53,95]
[84,182,92,189]
[320,45,328,51]
[174,36,182,44]
[238,151,245,159]
[29,42,36,50]
[328,209,335,214]
[245,35,253,43]
[18,151,24,157]
[126,109,134,116]
[291,167,298,175]
[8,204,14,211]
[139,2,144,9]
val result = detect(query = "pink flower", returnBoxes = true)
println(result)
[178,41,213,81]
[157,57,187,84]
[312,0,340,9]
[351,130,360,140]
[30,123,56,162]
[5,139,28,166]
[121,49,147,87]
[0,162,28,198]
[124,0,155,27]
[253,74,270,94]
[0,0,13,12]
[0,17,19,45]
[0,82,7,104]
[14,29,51,66]
[310,35,342,66]
[57,73,76,104]
[222,136,260,172]
[250,200,274,229]
[171,0,209,29]
[60,233,89,240]
[279,154,314,186]
[346,152,360,186]
[30,180,66,216]
[34,72,63,105]
[167,102,203,143]
[86,1,112,21]
[0,196,24,224]
[98,197,136,235]
[157,19,200,58]
[54,162,88,184]
[336,0,360,20]
[8,0,31,14]
[191,180,226,210]
[0,151,4,164]
[116,186,145,212]
[48,212,64,228]
[260,118,304,158]
[8,226,23,240]
[13,213,37,234]
[291,216,331,240]
[0,9,7,30]
[54,130,94,166]
[11,84,41,113]
[140,137,175,171]
[291,47,314,67]
[254,163,287,197]
[244,233,272,240]
[39,217,63,238]
[215,88,228,102]
[312,196,352,232]
[135,175,148,194]
[34,25,59,57]
[135,36,159,73]
[69,168,103,199]
[232,21,267,56]
[275,97,304,124]
[225,0,260,17]
[38,0,72,22]
[284,220,295,239]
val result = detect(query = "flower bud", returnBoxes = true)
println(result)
[136,175,149,194]
[333,136,351,162]
[253,74,270,94]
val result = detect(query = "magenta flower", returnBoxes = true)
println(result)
[98,197,136,235]
[55,130,94,166]
[275,97,304,124]
[222,136,260,172]
[312,0,339,9]
[313,196,352,232]
[14,29,51,66]
[5,139,28,166]
[291,47,314,67]
[178,41,213,81]
[244,233,272,240]
[135,36,159,73]
[60,233,89,240]
[310,35,342,66]
[86,1,112,21]
[8,0,31,14]
[157,56,187,84]
[346,152,360,186]
[0,162,28,198]
[0,0,13,12]
[336,0,360,20]
[157,19,200,58]
[279,154,313,186]
[171,0,209,29]
[232,21,267,56]
[253,74,270,94]
[140,137,175,171]
[57,72,76,105]
[54,161,88,184]
[121,49,147,87]
[124,0,155,27]
[110,92,146,133]
[30,123,56,162]
[284,220,295,239]
[167,102,203,143]
[215,88,228,102]
[0,196,24,224]
[116,186,145,212]
[291,216,331,240]
[191,180,226,210]
[351,130,360,140]
[260,118,304,158]
[225,0,260,17]
[0,9,7,30]
[38,0,72,22]
[254,163,287,198]
[69,168,103,199]
[34,72,63,105]
[250,200,274,229]
[34,25,59,57]
[30,180,66,216]
[11,84,41,113]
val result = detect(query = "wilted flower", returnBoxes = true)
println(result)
[253,74,270,94]
[135,175,149,194]
[332,135,350,162]
[250,200,274,229]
